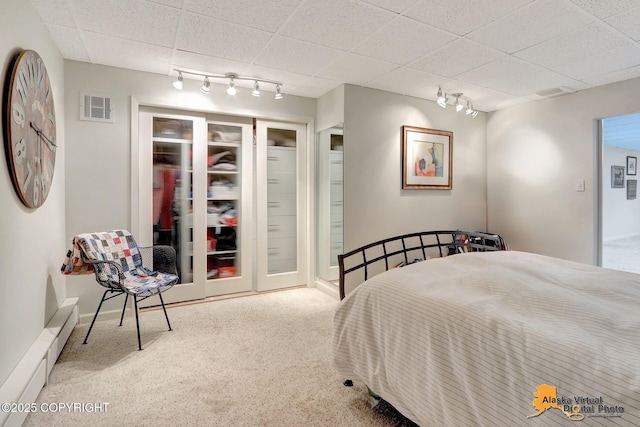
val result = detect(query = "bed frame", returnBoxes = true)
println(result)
[338,230,508,299]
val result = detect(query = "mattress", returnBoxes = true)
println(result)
[333,251,640,426]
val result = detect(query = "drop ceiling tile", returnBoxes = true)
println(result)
[73,0,180,47]
[468,0,593,54]
[176,13,272,63]
[568,0,640,18]
[45,25,90,61]
[279,0,395,50]
[315,53,398,85]
[147,0,183,8]
[353,16,457,65]
[361,0,424,13]
[515,22,633,69]
[405,0,535,36]
[253,36,343,76]
[83,32,173,75]
[554,45,640,80]
[408,38,504,77]
[493,69,584,96]
[583,65,640,87]
[31,0,75,27]
[456,56,544,89]
[172,50,251,76]
[283,76,342,98]
[606,7,640,41]
[365,68,444,97]
[186,0,302,33]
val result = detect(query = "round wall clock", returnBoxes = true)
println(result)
[4,49,57,208]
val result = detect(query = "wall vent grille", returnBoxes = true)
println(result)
[80,93,114,123]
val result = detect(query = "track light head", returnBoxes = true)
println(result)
[275,85,283,100]
[471,110,479,118]
[436,87,448,108]
[465,101,473,115]
[225,73,237,96]
[252,81,260,97]
[173,72,183,90]
[200,76,210,93]
[453,93,463,112]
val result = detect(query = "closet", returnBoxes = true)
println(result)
[137,108,307,303]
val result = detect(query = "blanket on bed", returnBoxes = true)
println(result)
[333,251,640,426]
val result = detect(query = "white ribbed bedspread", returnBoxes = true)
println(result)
[333,251,640,426]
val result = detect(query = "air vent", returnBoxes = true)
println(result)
[534,86,577,99]
[80,93,114,123]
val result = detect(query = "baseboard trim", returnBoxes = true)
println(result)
[0,298,78,427]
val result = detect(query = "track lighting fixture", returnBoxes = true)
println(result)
[200,76,210,93]
[172,69,283,100]
[172,72,183,90]
[435,87,478,117]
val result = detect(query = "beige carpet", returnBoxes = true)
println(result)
[24,288,416,427]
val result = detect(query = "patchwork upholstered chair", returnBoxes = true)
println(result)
[62,229,178,350]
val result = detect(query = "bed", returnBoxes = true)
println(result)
[332,230,640,426]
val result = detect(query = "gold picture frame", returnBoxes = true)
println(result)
[402,126,453,189]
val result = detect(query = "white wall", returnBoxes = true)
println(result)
[487,77,640,264]
[64,61,316,318]
[602,146,640,241]
[316,85,344,131]
[0,0,66,387]
[343,85,488,251]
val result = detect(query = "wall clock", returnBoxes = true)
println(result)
[4,49,56,208]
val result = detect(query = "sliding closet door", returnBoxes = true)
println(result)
[256,120,307,291]
[138,108,206,303]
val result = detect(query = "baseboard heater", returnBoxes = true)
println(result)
[0,298,78,427]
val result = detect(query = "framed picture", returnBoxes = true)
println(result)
[402,126,452,189]
[612,165,625,188]
[627,156,637,176]
[628,180,637,200]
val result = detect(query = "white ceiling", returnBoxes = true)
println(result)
[30,0,640,112]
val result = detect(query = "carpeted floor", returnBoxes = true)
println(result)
[24,288,416,427]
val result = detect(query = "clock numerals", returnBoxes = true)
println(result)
[33,174,40,206]
[47,158,55,181]
[23,160,32,190]
[12,102,25,128]
[40,172,48,196]
[13,138,26,164]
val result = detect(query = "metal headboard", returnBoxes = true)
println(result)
[338,230,508,300]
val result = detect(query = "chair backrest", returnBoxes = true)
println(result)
[75,230,143,286]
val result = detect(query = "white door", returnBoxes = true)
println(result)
[256,120,307,291]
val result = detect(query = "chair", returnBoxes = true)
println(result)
[68,230,178,350]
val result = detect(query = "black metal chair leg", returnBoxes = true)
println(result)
[158,292,172,331]
[133,296,142,351]
[83,289,110,345]
[119,293,129,326]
